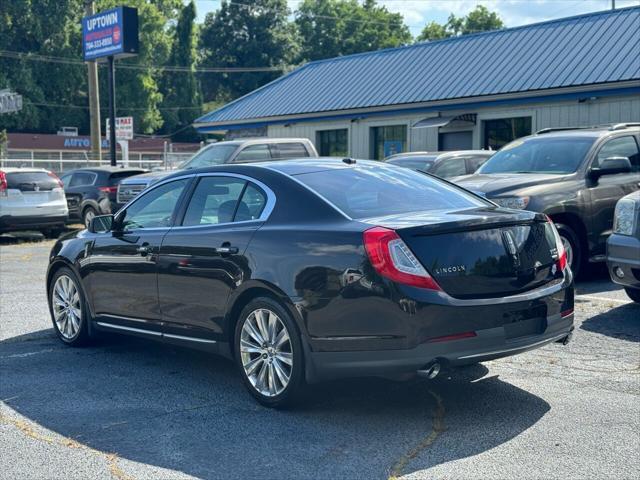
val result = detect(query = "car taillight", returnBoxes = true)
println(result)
[546,216,567,272]
[363,226,441,291]
[0,171,7,197]
[47,171,64,188]
[98,186,118,193]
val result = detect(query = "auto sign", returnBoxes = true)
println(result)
[82,6,139,61]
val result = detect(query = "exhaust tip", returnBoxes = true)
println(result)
[417,362,441,380]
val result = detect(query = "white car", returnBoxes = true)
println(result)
[0,167,68,237]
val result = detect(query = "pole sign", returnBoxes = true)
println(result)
[106,117,134,140]
[82,6,139,61]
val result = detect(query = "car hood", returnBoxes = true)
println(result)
[453,173,570,196]
[119,170,174,186]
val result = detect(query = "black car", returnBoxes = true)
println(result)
[60,167,148,226]
[455,124,640,277]
[385,150,493,178]
[46,159,574,407]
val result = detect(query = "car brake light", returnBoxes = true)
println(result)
[0,171,7,197]
[98,186,118,193]
[47,171,64,188]
[545,216,567,272]
[363,226,441,291]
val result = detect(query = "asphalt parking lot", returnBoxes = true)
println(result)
[1,232,638,480]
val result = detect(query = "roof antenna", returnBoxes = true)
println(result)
[342,157,356,165]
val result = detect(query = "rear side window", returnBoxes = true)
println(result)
[431,157,467,178]
[275,143,309,159]
[387,157,436,171]
[595,136,640,171]
[6,171,60,191]
[466,155,490,173]
[295,164,487,219]
[69,172,97,187]
[182,177,247,225]
[234,144,272,163]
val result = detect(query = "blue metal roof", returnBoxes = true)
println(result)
[196,7,640,128]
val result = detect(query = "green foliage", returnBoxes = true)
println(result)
[198,0,300,103]
[296,0,412,62]
[417,5,504,42]
[160,1,202,141]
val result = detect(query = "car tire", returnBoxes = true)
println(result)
[42,228,64,239]
[82,206,98,228]
[624,287,640,303]
[554,223,582,278]
[48,267,92,347]
[234,296,305,408]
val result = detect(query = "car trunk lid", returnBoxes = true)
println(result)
[366,207,562,299]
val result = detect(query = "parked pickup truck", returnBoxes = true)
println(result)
[116,138,318,208]
[454,123,640,277]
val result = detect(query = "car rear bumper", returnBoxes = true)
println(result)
[308,313,574,381]
[0,214,68,232]
[606,233,640,289]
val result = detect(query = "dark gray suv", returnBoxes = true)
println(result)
[455,124,640,277]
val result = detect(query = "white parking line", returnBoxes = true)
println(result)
[0,348,55,359]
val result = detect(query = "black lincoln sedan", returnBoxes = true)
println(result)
[46,159,574,407]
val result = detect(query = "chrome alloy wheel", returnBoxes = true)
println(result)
[83,209,96,228]
[52,275,82,340]
[240,308,293,397]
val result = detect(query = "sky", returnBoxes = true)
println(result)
[194,0,640,36]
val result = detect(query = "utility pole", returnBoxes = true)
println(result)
[612,0,616,9]
[85,1,102,162]
[107,56,117,167]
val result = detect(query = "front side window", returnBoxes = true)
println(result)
[182,177,267,226]
[483,117,532,150]
[180,144,237,169]
[317,129,348,157]
[295,164,487,219]
[371,125,407,160]
[233,144,273,163]
[479,136,595,174]
[595,136,640,171]
[275,142,310,159]
[121,179,188,230]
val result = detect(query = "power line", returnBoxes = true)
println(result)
[0,50,288,73]
[26,101,203,111]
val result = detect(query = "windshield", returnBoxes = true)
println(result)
[180,144,237,169]
[479,136,595,174]
[295,163,487,219]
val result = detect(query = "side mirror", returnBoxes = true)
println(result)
[589,156,632,179]
[88,214,114,233]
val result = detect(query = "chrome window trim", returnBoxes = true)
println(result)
[119,172,276,231]
[262,165,353,221]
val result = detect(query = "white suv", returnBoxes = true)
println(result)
[0,168,68,237]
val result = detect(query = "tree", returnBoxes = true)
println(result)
[198,0,300,103]
[160,1,202,141]
[296,0,412,62]
[417,5,504,42]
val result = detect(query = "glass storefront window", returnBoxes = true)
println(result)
[483,117,532,150]
[317,129,348,157]
[371,125,407,160]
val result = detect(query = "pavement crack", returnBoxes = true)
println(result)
[0,411,136,480]
[388,388,446,480]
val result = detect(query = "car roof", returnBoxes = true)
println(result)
[202,138,311,148]
[532,125,640,139]
[386,150,493,161]
[0,167,51,173]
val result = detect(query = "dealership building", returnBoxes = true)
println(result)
[194,7,640,159]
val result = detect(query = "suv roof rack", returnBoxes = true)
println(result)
[536,123,640,135]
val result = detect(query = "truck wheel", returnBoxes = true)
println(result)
[554,223,582,278]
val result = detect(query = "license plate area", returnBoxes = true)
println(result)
[503,304,547,340]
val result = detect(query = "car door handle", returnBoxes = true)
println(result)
[214,246,239,254]
[136,244,151,256]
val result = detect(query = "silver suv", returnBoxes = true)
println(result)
[117,138,317,206]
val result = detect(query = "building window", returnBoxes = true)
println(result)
[483,117,532,150]
[371,125,407,160]
[317,129,348,157]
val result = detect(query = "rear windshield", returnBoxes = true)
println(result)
[387,157,436,171]
[6,171,59,191]
[479,136,595,174]
[295,164,487,219]
[181,144,237,169]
